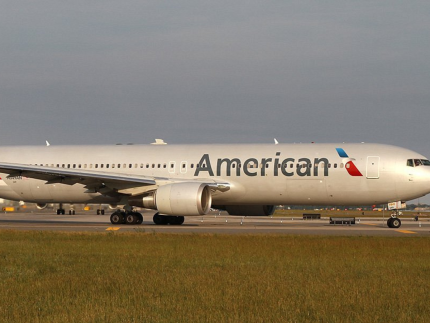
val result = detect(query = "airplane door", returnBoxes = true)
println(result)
[366,156,380,179]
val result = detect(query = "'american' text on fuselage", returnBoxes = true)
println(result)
[194,153,330,177]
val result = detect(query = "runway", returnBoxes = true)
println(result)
[1,211,429,236]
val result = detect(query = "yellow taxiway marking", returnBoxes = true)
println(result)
[106,227,120,231]
[395,230,416,234]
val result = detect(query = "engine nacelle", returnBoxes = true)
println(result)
[36,203,48,210]
[223,205,275,216]
[129,182,212,216]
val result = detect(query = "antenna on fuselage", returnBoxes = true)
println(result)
[46,141,51,147]
[274,138,279,145]
[151,139,167,145]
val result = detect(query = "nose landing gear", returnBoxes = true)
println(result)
[387,210,402,228]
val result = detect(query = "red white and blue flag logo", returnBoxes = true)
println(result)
[336,148,363,176]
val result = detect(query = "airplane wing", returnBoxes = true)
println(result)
[0,162,230,196]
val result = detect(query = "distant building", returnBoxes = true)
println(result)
[415,207,430,211]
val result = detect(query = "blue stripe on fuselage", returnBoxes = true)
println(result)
[336,148,349,158]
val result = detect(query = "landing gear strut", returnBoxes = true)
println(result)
[56,203,65,215]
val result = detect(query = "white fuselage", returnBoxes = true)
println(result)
[1,143,430,207]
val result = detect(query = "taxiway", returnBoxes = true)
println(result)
[0,211,429,236]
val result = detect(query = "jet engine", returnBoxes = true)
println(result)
[129,182,212,216]
[36,203,48,210]
[222,205,275,216]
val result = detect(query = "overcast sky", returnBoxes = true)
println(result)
[1,1,430,202]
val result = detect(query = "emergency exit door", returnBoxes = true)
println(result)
[366,156,380,179]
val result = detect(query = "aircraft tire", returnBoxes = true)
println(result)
[153,213,168,225]
[110,212,124,225]
[125,213,138,225]
[136,213,143,224]
[168,216,184,225]
[387,218,393,228]
[391,217,401,228]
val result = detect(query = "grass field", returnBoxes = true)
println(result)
[1,230,429,322]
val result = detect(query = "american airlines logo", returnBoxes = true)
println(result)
[194,153,330,177]
[194,148,363,178]
[336,148,363,176]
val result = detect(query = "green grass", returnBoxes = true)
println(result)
[0,231,429,322]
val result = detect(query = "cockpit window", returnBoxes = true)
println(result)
[422,159,430,166]
[407,159,430,167]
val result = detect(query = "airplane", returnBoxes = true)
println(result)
[0,141,429,229]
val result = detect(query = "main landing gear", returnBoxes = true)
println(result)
[56,203,75,215]
[109,211,185,226]
[153,213,184,225]
[110,210,143,225]
[387,210,402,228]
